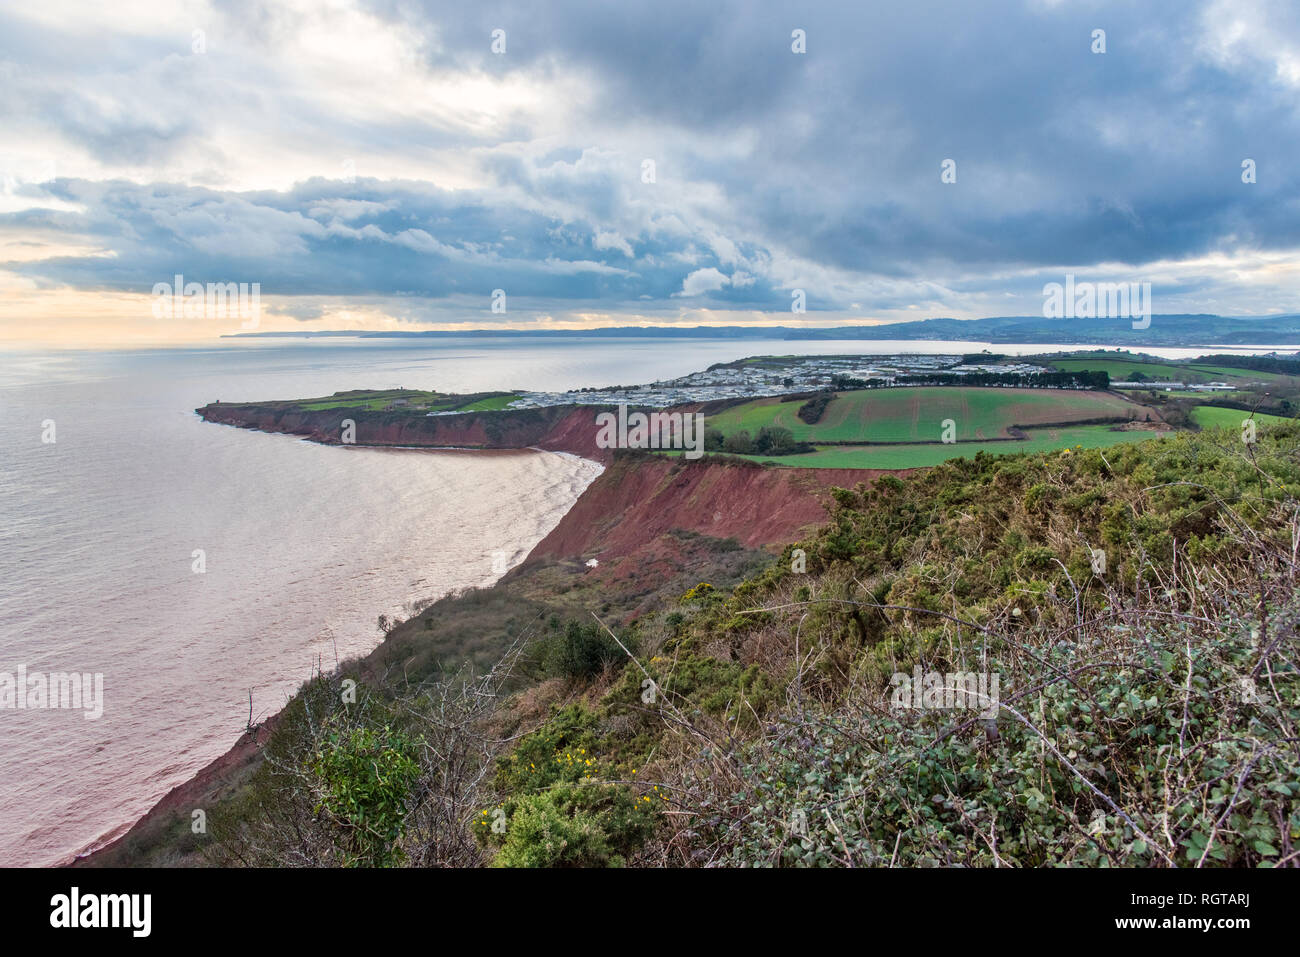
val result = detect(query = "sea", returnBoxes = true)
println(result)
[0,335,1287,865]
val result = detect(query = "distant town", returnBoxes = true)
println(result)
[456,354,1046,413]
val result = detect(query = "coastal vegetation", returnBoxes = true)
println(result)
[797,391,835,424]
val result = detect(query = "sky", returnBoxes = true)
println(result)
[2,0,1300,344]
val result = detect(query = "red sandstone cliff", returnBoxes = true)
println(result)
[198,402,614,461]
[527,454,897,563]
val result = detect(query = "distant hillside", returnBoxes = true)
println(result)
[227,314,1300,346]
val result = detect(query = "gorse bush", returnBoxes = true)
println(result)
[644,424,1300,865]
[480,704,660,867]
[539,619,628,681]
[485,783,659,868]
[207,677,427,867]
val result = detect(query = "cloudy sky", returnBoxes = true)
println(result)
[2,0,1299,343]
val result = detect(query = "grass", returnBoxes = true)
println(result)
[293,390,518,413]
[706,387,1144,444]
[702,424,1163,469]
[1050,356,1289,387]
[297,389,444,411]
[1181,363,1281,381]
[453,393,520,412]
[1049,357,1202,382]
[1191,405,1294,430]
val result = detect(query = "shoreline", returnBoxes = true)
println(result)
[71,410,612,867]
[74,409,897,866]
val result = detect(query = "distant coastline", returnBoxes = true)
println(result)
[223,313,1300,347]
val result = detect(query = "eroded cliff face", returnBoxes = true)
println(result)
[525,454,898,564]
[197,403,614,461]
[515,454,909,611]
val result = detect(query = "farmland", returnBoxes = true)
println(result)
[705,386,1147,444]
[1190,405,1295,430]
[455,393,521,412]
[689,424,1158,469]
[290,389,519,413]
[1048,353,1292,387]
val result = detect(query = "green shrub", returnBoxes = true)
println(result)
[487,783,658,868]
[541,620,629,681]
[309,719,422,867]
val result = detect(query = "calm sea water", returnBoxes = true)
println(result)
[0,336,1282,865]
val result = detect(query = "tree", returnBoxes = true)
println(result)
[723,430,755,454]
[546,620,624,680]
[755,426,798,455]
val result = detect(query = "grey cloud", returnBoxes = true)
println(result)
[3,0,1300,318]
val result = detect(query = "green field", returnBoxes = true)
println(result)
[1181,364,1280,381]
[701,424,1162,469]
[455,393,520,411]
[1191,405,1294,430]
[706,387,1144,444]
[297,389,441,411]
[1049,357,1200,382]
[294,389,517,413]
[1050,355,1288,387]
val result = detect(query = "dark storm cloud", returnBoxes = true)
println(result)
[375,0,1300,272]
[4,0,1300,315]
